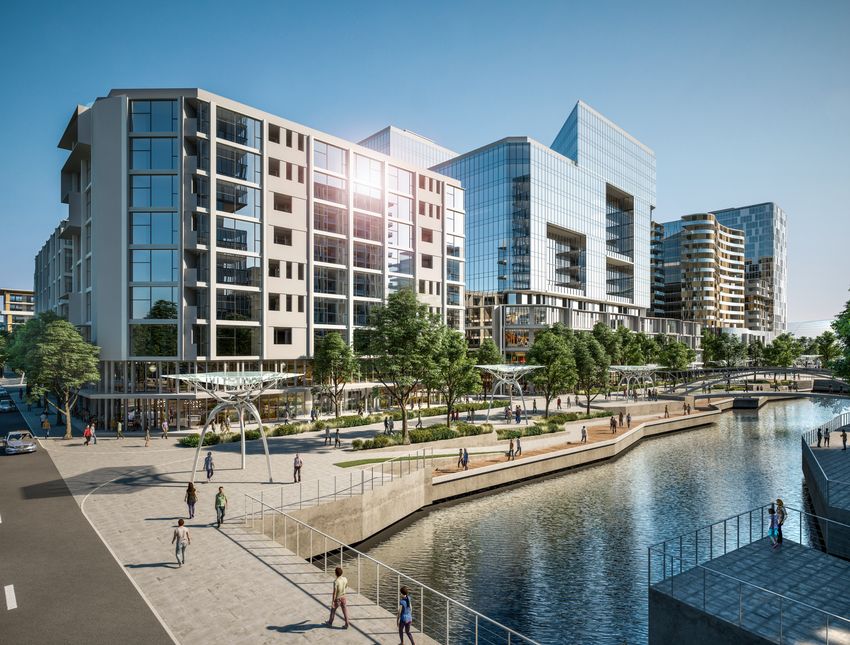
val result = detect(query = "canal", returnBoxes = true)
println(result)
[359,397,850,644]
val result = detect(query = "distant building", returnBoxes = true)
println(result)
[34,219,73,319]
[0,287,35,332]
[360,126,458,170]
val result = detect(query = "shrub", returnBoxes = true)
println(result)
[244,430,261,441]
[178,433,221,447]
[496,429,522,440]
[351,439,363,450]
[313,420,328,431]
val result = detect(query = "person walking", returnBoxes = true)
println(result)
[185,483,198,519]
[626,412,632,429]
[389,417,395,434]
[397,586,415,645]
[324,426,330,445]
[83,424,92,446]
[504,406,510,423]
[618,411,624,428]
[514,405,521,424]
[144,423,151,447]
[776,499,787,545]
[556,397,562,411]
[580,425,587,443]
[457,449,464,469]
[507,438,515,461]
[768,504,779,550]
[817,427,822,447]
[843,429,848,451]
[462,448,469,471]
[161,418,169,439]
[664,405,669,419]
[116,420,124,439]
[90,421,98,445]
[293,453,303,482]
[327,567,350,629]
[825,427,831,447]
[41,416,51,439]
[515,437,522,457]
[383,416,390,434]
[610,417,617,434]
[532,400,537,414]
[204,451,214,482]
[334,428,341,448]
[214,486,227,528]
[415,412,423,429]
[171,519,190,567]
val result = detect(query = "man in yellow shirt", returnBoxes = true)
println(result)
[327,566,350,629]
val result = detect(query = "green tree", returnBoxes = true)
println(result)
[747,339,766,366]
[427,328,481,427]
[573,333,611,414]
[592,323,622,365]
[527,328,577,417]
[7,314,100,439]
[702,331,746,368]
[0,330,8,373]
[313,331,359,418]
[657,337,697,370]
[814,331,841,366]
[367,289,442,444]
[475,338,502,401]
[763,333,801,368]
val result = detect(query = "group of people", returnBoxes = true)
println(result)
[767,498,788,550]
[456,448,470,470]
[506,437,522,460]
[172,484,228,566]
[815,426,848,450]
[503,405,523,424]
[327,566,416,643]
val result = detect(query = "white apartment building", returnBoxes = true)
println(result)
[37,88,465,429]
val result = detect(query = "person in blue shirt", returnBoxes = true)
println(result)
[397,586,414,644]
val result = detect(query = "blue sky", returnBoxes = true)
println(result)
[1,0,848,321]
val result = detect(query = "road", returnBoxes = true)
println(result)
[0,401,174,644]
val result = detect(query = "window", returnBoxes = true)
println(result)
[314,266,347,295]
[286,262,293,279]
[353,272,382,298]
[216,180,261,218]
[446,185,464,210]
[286,129,292,147]
[285,294,293,312]
[388,276,414,293]
[269,158,280,177]
[447,285,461,306]
[419,175,426,190]
[286,162,292,181]
[314,235,347,265]
[298,263,305,280]
[447,234,463,258]
[274,227,292,246]
[269,260,280,278]
[131,212,178,245]
[298,295,305,312]
[298,166,305,183]
[130,286,177,319]
[130,324,177,356]
[388,249,414,275]
[217,145,261,184]
[273,193,292,213]
[314,141,347,174]
[131,250,178,282]
[130,138,178,170]
[418,201,426,216]
[269,124,280,144]
[269,293,280,311]
[353,242,382,270]
[298,134,305,151]
[131,175,179,208]
[274,328,293,344]
[217,216,261,253]
[191,176,209,208]
[353,302,373,326]
[353,213,382,241]
[421,255,433,269]
[216,289,260,321]
[388,166,413,195]
[314,203,346,235]
[216,326,260,356]
[421,228,433,243]
[447,259,462,282]
[216,107,262,150]
[313,172,347,204]
[314,298,347,325]
[130,100,178,133]
[216,253,261,287]
[419,279,426,294]
[354,154,382,186]
[387,194,413,222]
[354,184,382,213]
[388,221,413,249]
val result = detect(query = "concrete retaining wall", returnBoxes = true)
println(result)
[262,468,433,557]
[431,411,719,502]
[649,588,773,645]
[801,443,850,560]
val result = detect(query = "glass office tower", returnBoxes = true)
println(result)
[431,101,698,359]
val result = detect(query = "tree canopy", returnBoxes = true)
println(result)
[7,313,100,438]
[425,328,481,426]
[573,332,610,413]
[527,328,576,417]
[313,331,359,418]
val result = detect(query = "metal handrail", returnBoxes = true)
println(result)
[244,491,540,645]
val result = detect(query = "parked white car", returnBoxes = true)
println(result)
[5,431,37,455]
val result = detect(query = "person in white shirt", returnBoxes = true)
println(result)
[171,519,190,567]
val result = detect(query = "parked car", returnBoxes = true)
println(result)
[0,387,8,397]
[5,431,37,455]
[0,400,14,413]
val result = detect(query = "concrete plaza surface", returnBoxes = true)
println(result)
[13,399,439,644]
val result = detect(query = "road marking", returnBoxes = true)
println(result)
[5,584,17,610]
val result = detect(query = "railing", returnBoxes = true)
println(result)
[244,491,540,645]
[802,411,850,515]
[802,412,850,447]
[649,504,850,643]
[250,448,435,513]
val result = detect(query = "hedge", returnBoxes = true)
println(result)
[352,422,493,450]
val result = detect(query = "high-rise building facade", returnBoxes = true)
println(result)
[36,88,464,428]
[359,126,458,170]
[34,220,74,320]
[710,203,787,333]
[657,202,787,336]
[426,101,698,358]
[0,287,35,332]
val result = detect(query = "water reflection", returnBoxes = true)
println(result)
[360,397,850,644]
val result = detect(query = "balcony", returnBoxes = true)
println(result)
[60,191,82,240]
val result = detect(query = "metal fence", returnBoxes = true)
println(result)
[244,493,540,645]
[249,448,435,512]
[649,504,850,643]
[802,412,850,447]
[802,412,850,513]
